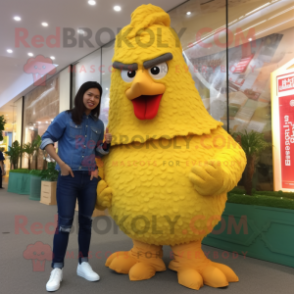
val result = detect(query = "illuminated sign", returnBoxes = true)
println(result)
[272,66,294,192]
[278,94,294,188]
[278,74,294,94]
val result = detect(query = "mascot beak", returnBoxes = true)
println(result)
[126,69,166,120]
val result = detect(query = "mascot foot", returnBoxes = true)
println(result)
[106,239,166,281]
[169,241,238,290]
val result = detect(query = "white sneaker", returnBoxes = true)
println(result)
[46,268,63,292]
[77,262,100,281]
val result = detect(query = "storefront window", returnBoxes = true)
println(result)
[12,0,294,191]
[13,99,23,144]
[22,76,60,169]
[168,0,294,191]
[170,0,228,128]
[72,49,101,104]
[228,0,294,190]
[100,41,115,127]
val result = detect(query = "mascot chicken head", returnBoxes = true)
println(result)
[108,4,222,145]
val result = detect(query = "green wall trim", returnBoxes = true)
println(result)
[203,203,294,268]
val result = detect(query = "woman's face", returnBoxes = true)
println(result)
[83,88,100,113]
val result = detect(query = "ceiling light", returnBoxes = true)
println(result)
[46,121,48,124]
[245,3,270,16]
[268,6,294,20]
[50,56,55,60]
[28,52,34,57]
[42,22,48,27]
[114,6,121,11]
[88,0,96,5]
[245,20,266,31]
[229,19,237,25]
[37,121,41,124]
[106,88,109,90]
[186,11,191,15]
[256,16,294,36]
[249,38,252,41]
[77,29,86,35]
[13,16,21,21]
[7,49,13,53]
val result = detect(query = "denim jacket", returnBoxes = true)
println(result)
[40,111,109,172]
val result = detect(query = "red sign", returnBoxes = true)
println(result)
[279,95,294,189]
[233,54,254,74]
[278,74,294,93]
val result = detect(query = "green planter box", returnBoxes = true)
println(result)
[203,203,294,268]
[8,172,42,201]
[29,175,42,201]
[7,172,31,194]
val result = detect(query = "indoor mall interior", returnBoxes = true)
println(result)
[0,0,294,293]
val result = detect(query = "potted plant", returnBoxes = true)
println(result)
[232,130,271,195]
[23,142,35,170]
[40,161,59,205]
[0,115,6,142]
[32,135,42,170]
[5,140,22,170]
[42,150,48,170]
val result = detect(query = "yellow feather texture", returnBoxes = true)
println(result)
[99,4,246,246]
[109,4,222,146]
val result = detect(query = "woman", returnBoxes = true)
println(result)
[40,81,112,292]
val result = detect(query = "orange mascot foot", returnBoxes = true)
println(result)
[169,241,239,290]
[106,239,166,281]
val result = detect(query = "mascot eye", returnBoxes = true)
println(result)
[148,63,168,80]
[121,70,136,83]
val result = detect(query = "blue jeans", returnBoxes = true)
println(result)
[52,171,99,269]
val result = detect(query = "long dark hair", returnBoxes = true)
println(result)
[68,81,103,125]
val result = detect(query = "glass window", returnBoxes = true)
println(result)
[100,41,115,127]
[72,49,101,103]
[170,0,228,128]
[22,76,60,169]
[13,98,23,144]
[228,0,294,191]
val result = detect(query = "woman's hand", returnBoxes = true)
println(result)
[104,127,112,144]
[90,169,99,180]
[60,162,74,177]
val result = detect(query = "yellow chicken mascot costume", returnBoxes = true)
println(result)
[96,4,246,290]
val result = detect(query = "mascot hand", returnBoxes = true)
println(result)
[188,162,228,196]
[96,180,112,210]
